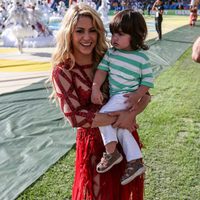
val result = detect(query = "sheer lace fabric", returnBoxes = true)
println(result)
[52,63,144,200]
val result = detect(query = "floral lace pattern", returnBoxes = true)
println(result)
[52,63,100,128]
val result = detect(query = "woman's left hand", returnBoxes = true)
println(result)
[108,110,138,132]
[124,93,139,111]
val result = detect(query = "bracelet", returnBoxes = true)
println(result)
[92,83,99,87]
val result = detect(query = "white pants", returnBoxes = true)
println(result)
[99,94,142,162]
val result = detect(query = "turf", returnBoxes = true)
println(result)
[17,46,200,200]
[139,47,200,200]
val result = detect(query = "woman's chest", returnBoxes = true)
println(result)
[72,69,93,105]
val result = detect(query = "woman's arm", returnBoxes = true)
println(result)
[131,93,151,115]
[152,1,157,11]
[91,112,117,128]
[52,65,117,129]
[92,94,151,129]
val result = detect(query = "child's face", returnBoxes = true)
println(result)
[111,31,132,51]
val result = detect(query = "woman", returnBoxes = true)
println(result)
[50,3,151,200]
[152,0,164,40]
[189,5,198,27]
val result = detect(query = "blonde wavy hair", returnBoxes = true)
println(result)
[51,3,108,70]
[49,3,109,100]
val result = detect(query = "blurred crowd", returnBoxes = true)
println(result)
[108,0,199,12]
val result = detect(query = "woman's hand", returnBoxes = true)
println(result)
[124,92,140,111]
[108,110,138,132]
[107,93,151,132]
[124,86,150,111]
[124,92,151,112]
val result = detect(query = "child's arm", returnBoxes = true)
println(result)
[91,69,108,105]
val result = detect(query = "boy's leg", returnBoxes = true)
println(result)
[155,18,159,35]
[99,125,118,151]
[97,95,125,173]
[97,126,123,173]
[117,130,146,185]
[158,18,162,39]
[105,141,117,154]
[117,129,142,161]
[99,93,127,148]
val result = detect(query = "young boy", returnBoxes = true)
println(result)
[91,10,154,185]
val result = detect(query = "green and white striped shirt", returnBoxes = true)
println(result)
[98,48,154,96]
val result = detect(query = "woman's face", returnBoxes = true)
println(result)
[72,16,98,61]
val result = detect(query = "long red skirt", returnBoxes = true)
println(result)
[72,127,144,200]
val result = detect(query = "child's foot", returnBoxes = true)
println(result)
[96,149,123,173]
[121,159,146,185]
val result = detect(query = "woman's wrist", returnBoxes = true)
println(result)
[92,82,101,90]
[129,109,137,118]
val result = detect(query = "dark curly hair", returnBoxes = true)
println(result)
[110,9,149,51]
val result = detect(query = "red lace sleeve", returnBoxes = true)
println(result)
[52,65,98,128]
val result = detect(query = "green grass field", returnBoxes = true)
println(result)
[17,47,200,200]
[139,48,200,200]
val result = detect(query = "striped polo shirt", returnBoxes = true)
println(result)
[98,48,154,96]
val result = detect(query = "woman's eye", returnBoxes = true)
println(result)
[75,29,84,33]
[76,30,83,33]
[90,29,97,33]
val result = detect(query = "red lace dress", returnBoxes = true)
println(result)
[52,62,144,200]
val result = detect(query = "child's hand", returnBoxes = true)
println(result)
[91,87,104,105]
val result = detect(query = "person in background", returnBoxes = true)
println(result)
[3,0,35,53]
[152,0,164,40]
[192,36,200,63]
[91,9,154,186]
[189,5,198,27]
[147,3,152,15]
[50,3,151,200]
